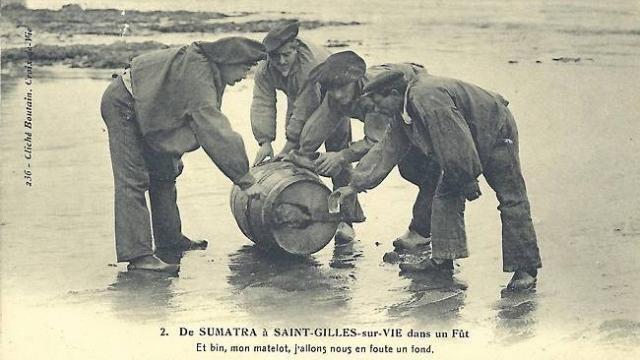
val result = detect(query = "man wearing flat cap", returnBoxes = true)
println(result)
[286,54,438,249]
[101,36,267,272]
[330,70,542,291]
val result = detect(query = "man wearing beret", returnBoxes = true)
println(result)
[331,70,542,291]
[101,37,267,272]
[278,50,372,242]
[251,22,361,242]
[287,54,437,249]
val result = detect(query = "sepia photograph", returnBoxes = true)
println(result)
[1,0,638,358]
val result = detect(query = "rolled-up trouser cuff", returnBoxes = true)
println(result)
[503,263,542,273]
[431,236,469,260]
[430,185,467,260]
[118,250,154,263]
[502,245,542,272]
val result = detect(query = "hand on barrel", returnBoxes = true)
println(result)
[328,185,357,214]
[273,140,298,161]
[253,142,274,165]
[244,183,268,199]
[315,152,346,177]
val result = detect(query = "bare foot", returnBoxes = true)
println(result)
[157,236,208,251]
[393,230,431,251]
[506,270,537,291]
[127,254,180,273]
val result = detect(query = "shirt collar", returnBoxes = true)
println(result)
[401,81,413,125]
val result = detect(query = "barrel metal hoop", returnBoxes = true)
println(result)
[230,186,255,241]
[244,192,256,241]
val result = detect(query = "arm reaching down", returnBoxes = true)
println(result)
[250,65,278,146]
[190,104,256,190]
[339,111,390,163]
[349,118,411,192]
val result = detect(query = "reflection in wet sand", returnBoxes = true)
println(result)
[105,250,184,322]
[106,271,177,322]
[494,290,538,343]
[226,243,363,326]
[596,319,640,347]
[386,271,467,326]
[381,246,467,325]
[330,241,364,269]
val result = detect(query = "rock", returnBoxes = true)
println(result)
[329,260,355,269]
[326,39,363,48]
[326,40,349,48]
[383,251,400,264]
[1,41,169,69]
[552,57,581,63]
[1,0,26,11]
[61,4,83,12]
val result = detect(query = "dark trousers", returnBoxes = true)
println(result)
[100,77,184,262]
[429,111,542,272]
[397,147,441,238]
[298,113,365,222]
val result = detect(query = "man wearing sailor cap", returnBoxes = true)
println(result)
[101,37,268,272]
[251,22,361,243]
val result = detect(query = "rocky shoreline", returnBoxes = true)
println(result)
[2,41,168,69]
[0,3,361,70]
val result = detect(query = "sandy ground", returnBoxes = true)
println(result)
[1,59,639,359]
[1,1,640,359]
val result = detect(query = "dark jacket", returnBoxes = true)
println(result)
[250,39,330,145]
[351,74,512,191]
[129,43,254,188]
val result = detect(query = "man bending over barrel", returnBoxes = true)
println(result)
[330,70,542,291]
[284,53,439,251]
[101,37,267,273]
[251,21,329,164]
[251,22,361,243]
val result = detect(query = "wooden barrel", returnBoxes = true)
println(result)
[230,161,340,255]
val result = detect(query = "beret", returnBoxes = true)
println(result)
[307,50,366,89]
[195,37,267,65]
[362,70,406,96]
[263,21,300,53]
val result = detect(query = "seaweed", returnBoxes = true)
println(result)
[1,41,169,69]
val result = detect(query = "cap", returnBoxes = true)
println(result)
[263,21,300,53]
[362,70,406,96]
[308,50,366,89]
[196,37,267,65]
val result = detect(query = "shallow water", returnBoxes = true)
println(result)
[2,61,639,358]
[13,0,640,67]
[2,1,640,358]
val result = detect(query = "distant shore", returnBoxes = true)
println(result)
[0,3,360,70]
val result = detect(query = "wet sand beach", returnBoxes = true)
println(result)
[1,1,639,359]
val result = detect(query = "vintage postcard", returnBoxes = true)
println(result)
[1,0,638,359]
